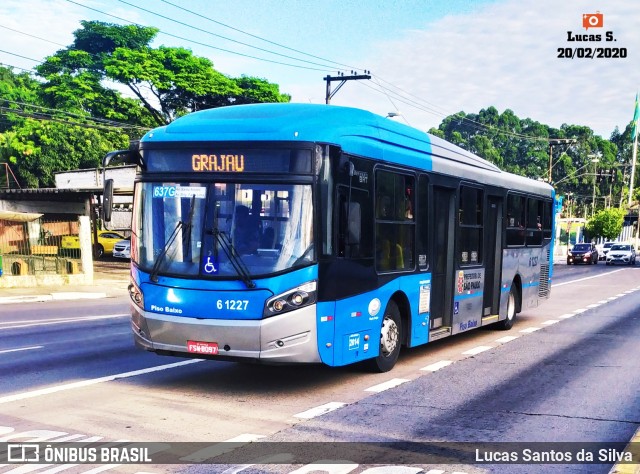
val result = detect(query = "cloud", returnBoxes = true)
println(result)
[323,0,640,138]
[3,0,638,139]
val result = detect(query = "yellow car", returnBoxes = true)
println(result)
[61,231,126,258]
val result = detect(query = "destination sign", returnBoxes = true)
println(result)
[144,148,312,174]
[192,154,244,172]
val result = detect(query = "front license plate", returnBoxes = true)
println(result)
[187,340,219,355]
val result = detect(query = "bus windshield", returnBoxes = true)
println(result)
[132,181,314,279]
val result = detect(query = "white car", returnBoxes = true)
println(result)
[113,238,131,259]
[598,241,615,261]
[605,243,636,266]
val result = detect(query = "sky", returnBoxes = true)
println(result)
[0,0,639,139]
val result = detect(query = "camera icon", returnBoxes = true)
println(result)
[583,12,604,30]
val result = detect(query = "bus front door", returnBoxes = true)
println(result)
[430,187,455,336]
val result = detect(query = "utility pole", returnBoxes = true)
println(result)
[548,139,578,183]
[324,71,371,104]
[589,154,600,217]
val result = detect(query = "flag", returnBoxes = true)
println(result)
[632,92,640,141]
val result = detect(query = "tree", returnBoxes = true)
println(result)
[38,21,290,127]
[429,107,629,217]
[0,119,127,188]
[585,208,626,241]
[0,66,42,132]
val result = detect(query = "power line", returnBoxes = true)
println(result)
[64,0,337,72]
[1,97,150,131]
[0,1,503,137]
[158,0,361,71]
[0,24,67,48]
[0,49,41,63]
[0,105,144,132]
[0,97,151,133]
[1,2,578,146]
[115,0,344,71]
[359,80,565,144]
[0,62,38,75]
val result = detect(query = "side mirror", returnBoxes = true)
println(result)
[103,179,114,222]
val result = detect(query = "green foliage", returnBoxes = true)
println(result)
[432,107,635,217]
[39,21,290,126]
[0,119,128,188]
[0,20,291,189]
[0,66,42,132]
[585,208,626,240]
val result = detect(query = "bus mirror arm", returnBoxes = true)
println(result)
[344,161,355,176]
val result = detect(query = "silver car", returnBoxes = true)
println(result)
[113,237,131,259]
[605,243,636,266]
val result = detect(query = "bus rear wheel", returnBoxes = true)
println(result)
[496,286,517,330]
[367,300,402,373]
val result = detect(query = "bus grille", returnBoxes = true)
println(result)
[538,249,551,298]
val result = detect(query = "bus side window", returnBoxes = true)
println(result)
[506,193,526,247]
[375,170,415,272]
[338,188,370,259]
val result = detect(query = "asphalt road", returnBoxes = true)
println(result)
[0,263,639,474]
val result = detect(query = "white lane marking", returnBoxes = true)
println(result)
[574,308,587,314]
[179,433,266,462]
[0,314,129,331]
[16,440,118,474]
[553,269,625,287]
[542,320,559,325]
[495,335,519,343]
[608,296,618,300]
[294,402,346,419]
[597,300,609,304]
[559,313,575,319]
[420,360,452,372]
[0,346,43,354]
[0,314,128,326]
[362,468,425,474]
[519,327,541,333]
[587,304,601,308]
[462,345,492,356]
[220,453,296,474]
[289,462,359,474]
[364,378,410,393]
[0,360,203,404]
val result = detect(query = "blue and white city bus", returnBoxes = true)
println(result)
[103,103,555,372]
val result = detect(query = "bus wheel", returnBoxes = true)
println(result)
[497,286,517,330]
[367,300,402,373]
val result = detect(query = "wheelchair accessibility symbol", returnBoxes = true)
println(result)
[203,256,218,274]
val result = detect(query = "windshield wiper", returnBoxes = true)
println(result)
[150,196,196,282]
[210,228,256,289]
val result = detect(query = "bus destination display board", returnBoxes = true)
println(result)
[144,148,312,174]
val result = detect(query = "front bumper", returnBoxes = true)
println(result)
[131,303,321,364]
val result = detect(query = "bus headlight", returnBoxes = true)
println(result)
[128,280,144,310]
[264,280,317,318]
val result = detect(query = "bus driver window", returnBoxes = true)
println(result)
[233,205,260,254]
